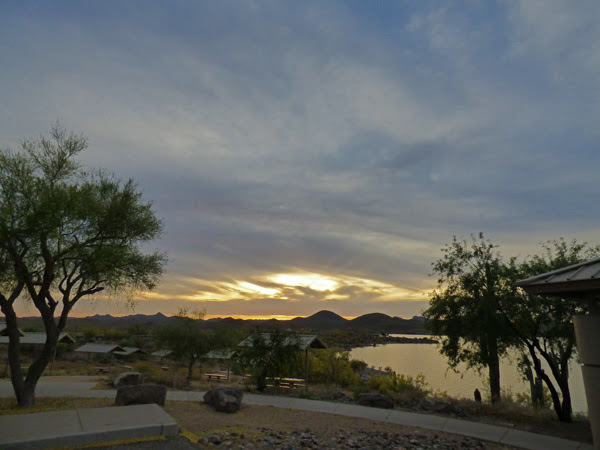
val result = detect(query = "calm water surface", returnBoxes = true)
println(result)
[350,335,587,413]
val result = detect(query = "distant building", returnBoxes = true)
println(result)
[0,330,75,345]
[113,347,147,357]
[0,321,25,337]
[74,343,126,354]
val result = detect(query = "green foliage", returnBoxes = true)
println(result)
[130,362,188,389]
[502,238,600,422]
[425,234,598,422]
[133,361,159,379]
[153,310,210,383]
[368,371,429,399]
[308,349,360,387]
[94,353,113,364]
[238,329,303,391]
[350,358,367,372]
[423,233,516,403]
[82,327,101,342]
[0,124,166,406]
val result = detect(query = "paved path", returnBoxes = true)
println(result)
[0,403,178,449]
[0,379,593,450]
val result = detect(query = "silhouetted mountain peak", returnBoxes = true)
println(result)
[307,310,346,322]
[352,312,392,322]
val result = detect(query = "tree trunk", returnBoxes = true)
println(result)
[487,335,501,403]
[16,382,36,407]
[7,309,59,408]
[558,374,573,422]
[488,353,501,403]
[1,306,26,406]
[528,346,572,422]
[187,359,195,383]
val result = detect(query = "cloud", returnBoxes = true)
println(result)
[2,1,600,318]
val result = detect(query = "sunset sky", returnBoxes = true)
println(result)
[2,1,600,319]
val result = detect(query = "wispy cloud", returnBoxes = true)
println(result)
[2,1,599,318]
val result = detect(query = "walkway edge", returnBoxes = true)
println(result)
[0,380,593,450]
[0,404,178,450]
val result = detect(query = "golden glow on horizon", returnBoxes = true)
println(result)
[205,314,297,320]
[236,282,280,296]
[267,272,339,291]
[138,271,431,304]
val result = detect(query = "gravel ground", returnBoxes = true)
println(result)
[164,401,516,449]
[90,436,199,450]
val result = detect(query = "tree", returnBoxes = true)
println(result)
[502,239,600,422]
[153,308,209,383]
[0,125,165,406]
[238,329,302,391]
[423,234,516,403]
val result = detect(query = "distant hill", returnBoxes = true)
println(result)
[350,313,425,332]
[15,310,428,334]
[289,310,347,329]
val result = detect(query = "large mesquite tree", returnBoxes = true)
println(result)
[424,234,516,403]
[0,125,165,406]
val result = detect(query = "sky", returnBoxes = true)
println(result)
[2,1,600,319]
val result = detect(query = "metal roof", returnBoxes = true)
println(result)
[75,343,126,353]
[114,346,147,356]
[205,350,237,360]
[516,257,600,298]
[0,322,25,337]
[0,332,75,345]
[238,333,327,350]
[151,349,172,358]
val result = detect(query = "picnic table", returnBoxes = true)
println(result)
[266,377,305,389]
[96,366,109,374]
[204,372,229,381]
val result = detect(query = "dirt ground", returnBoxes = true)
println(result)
[165,401,516,449]
[0,396,513,448]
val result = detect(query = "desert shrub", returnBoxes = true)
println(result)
[368,371,429,398]
[350,359,367,372]
[309,349,360,387]
[131,362,188,389]
[133,361,160,379]
[94,353,113,364]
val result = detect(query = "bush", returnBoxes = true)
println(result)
[368,371,429,399]
[350,359,367,372]
[130,362,188,389]
[309,349,360,387]
[133,361,159,379]
[93,353,113,364]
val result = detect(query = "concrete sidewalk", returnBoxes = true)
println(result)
[0,403,178,450]
[0,379,593,450]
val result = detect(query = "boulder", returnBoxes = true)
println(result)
[204,387,243,413]
[357,393,394,409]
[115,383,167,406]
[114,371,142,388]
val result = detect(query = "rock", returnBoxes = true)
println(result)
[115,383,167,406]
[357,393,394,409]
[113,371,142,388]
[203,387,243,413]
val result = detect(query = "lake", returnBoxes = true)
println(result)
[350,335,588,414]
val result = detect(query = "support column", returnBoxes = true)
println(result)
[574,314,600,449]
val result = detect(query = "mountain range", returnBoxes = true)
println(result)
[17,310,428,333]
